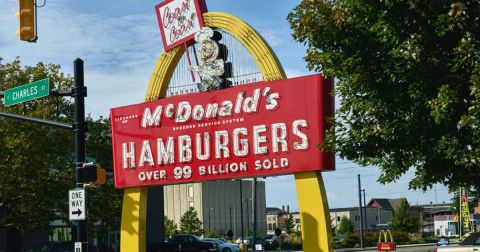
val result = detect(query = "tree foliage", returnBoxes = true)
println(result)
[284,213,295,234]
[288,0,480,190]
[179,207,203,235]
[0,58,74,234]
[388,199,421,233]
[337,216,354,235]
[165,217,178,238]
[84,117,123,238]
[0,57,122,238]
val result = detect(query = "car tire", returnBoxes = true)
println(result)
[222,248,232,252]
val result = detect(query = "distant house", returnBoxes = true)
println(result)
[266,207,283,235]
[330,207,393,233]
[368,198,405,214]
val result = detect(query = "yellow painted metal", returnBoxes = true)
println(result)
[120,187,147,252]
[120,11,332,252]
[203,12,286,81]
[145,12,286,102]
[295,171,333,252]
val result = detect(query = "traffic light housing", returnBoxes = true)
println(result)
[16,0,36,42]
[79,163,106,186]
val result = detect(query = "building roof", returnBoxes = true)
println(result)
[266,207,283,214]
[329,206,377,213]
[368,198,406,211]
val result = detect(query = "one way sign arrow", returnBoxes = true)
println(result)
[69,188,86,221]
[72,209,83,217]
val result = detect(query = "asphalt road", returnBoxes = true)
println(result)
[334,243,436,252]
[266,243,437,252]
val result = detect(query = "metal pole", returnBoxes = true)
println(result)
[358,174,364,248]
[233,207,236,238]
[230,206,233,233]
[74,58,88,251]
[239,180,244,244]
[252,178,257,251]
[459,188,463,239]
[246,200,250,234]
[362,189,367,232]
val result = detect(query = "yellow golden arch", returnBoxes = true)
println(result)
[120,12,333,252]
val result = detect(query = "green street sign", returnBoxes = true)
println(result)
[3,78,49,107]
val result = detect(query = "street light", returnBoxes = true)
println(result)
[243,198,252,234]
[208,207,214,233]
[232,179,245,244]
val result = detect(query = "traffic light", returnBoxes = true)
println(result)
[16,0,36,42]
[79,163,106,186]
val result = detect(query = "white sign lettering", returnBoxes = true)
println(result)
[156,0,204,50]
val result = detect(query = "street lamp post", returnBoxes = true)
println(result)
[244,198,252,234]
[208,207,214,233]
[229,206,233,233]
[239,179,244,243]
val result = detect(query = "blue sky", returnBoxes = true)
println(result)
[0,0,452,210]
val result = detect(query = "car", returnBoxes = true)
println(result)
[234,236,265,248]
[436,237,450,246]
[36,241,98,252]
[148,234,218,252]
[435,232,480,252]
[203,238,240,252]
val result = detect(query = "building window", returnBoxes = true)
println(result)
[273,224,276,229]
[268,224,272,230]
[189,201,194,208]
[337,217,340,222]
[188,186,194,198]
[295,219,300,224]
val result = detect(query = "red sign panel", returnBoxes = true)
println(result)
[110,74,334,188]
[155,0,205,51]
[377,242,396,251]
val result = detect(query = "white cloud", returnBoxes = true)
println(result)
[1,1,164,117]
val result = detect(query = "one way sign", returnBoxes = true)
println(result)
[69,188,86,221]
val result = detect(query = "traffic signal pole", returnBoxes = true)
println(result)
[73,58,88,251]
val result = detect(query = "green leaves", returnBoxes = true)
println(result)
[179,207,203,235]
[289,0,480,190]
[388,199,420,233]
[337,216,354,235]
[165,217,178,237]
[0,58,122,238]
[0,57,75,233]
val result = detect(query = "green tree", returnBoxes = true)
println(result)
[389,199,421,233]
[84,117,123,239]
[288,1,480,190]
[0,58,75,243]
[165,217,178,238]
[284,213,295,234]
[337,216,354,235]
[179,207,203,235]
[0,58,123,245]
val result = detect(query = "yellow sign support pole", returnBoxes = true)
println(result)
[120,11,333,252]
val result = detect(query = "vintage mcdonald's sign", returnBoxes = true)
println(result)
[110,74,334,188]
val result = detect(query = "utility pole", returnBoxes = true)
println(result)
[362,189,367,232]
[358,174,364,249]
[239,179,244,244]
[73,58,88,251]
